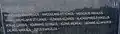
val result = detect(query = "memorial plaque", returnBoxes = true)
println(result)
[1,7,119,34]
[1,0,119,34]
